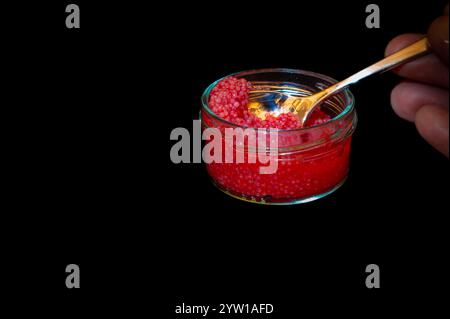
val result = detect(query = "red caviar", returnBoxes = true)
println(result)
[202,72,356,204]
[209,76,331,129]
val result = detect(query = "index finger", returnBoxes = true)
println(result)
[385,34,449,88]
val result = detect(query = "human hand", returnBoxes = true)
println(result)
[385,5,449,157]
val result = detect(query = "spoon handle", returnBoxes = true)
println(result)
[325,37,432,96]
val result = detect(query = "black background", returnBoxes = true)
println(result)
[3,0,448,317]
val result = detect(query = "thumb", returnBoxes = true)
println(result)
[427,4,449,65]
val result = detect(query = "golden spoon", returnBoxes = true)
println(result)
[248,37,432,125]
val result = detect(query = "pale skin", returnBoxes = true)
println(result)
[385,5,449,157]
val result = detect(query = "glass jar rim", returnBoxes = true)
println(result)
[201,68,355,133]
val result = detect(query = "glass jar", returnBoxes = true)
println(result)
[201,68,357,205]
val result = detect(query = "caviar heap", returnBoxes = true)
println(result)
[203,76,352,204]
[208,76,331,129]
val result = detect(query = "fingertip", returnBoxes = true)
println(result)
[427,15,449,65]
[415,104,449,157]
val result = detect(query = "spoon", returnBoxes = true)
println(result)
[247,37,432,125]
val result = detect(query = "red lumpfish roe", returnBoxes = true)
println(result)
[204,75,353,204]
[209,76,331,129]
[206,138,351,201]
